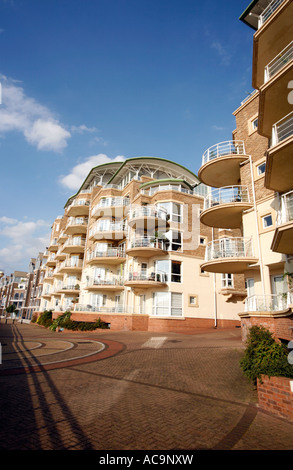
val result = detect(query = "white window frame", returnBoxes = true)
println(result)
[221,273,234,288]
[152,292,183,317]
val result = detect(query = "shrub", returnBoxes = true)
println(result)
[36,310,53,328]
[240,325,293,384]
[49,312,109,331]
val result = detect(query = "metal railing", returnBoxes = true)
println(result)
[87,276,124,287]
[66,217,88,227]
[245,291,293,312]
[89,222,127,238]
[59,259,83,269]
[128,236,168,251]
[258,0,285,28]
[127,269,168,283]
[271,111,293,146]
[276,190,293,226]
[87,247,125,260]
[128,205,168,221]
[63,237,86,248]
[73,304,137,314]
[204,186,250,210]
[265,41,293,82]
[205,237,254,261]
[202,141,246,166]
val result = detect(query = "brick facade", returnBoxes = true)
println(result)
[241,314,293,342]
[257,375,293,422]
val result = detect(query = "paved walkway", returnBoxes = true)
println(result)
[0,320,292,451]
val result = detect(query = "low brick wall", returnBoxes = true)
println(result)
[241,314,293,342]
[257,375,293,422]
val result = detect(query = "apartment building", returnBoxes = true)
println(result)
[38,157,247,332]
[21,253,45,321]
[0,270,29,318]
[197,0,293,341]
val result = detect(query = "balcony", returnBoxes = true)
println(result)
[56,284,80,295]
[66,199,90,217]
[126,236,168,257]
[57,231,68,243]
[264,41,293,83]
[55,248,66,261]
[124,270,168,289]
[46,255,57,267]
[271,190,293,254]
[89,222,127,241]
[43,270,54,282]
[201,238,258,274]
[200,186,252,229]
[198,141,247,188]
[252,0,292,90]
[62,237,86,254]
[58,259,83,274]
[64,217,88,235]
[91,197,130,219]
[87,247,126,265]
[86,276,124,291]
[48,238,59,252]
[73,304,136,314]
[265,112,293,192]
[128,205,170,230]
[244,291,293,315]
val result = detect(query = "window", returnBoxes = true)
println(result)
[171,261,181,283]
[221,273,234,288]
[157,202,183,223]
[189,295,198,307]
[166,230,182,251]
[262,214,273,228]
[152,292,182,317]
[199,237,206,246]
[257,162,266,176]
[252,118,258,130]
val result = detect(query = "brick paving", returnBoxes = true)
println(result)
[0,320,293,451]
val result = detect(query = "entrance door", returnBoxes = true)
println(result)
[271,275,287,310]
[139,295,146,314]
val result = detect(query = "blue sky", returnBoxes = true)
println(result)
[0,0,254,274]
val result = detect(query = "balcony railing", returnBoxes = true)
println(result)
[271,111,293,146]
[245,291,293,313]
[73,304,136,314]
[265,41,293,82]
[127,270,168,283]
[204,186,250,210]
[89,222,127,238]
[202,141,246,166]
[66,217,88,227]
[258,0,285,28]
[63,237,86,248]
[276,190,293,226]
[68,199,90,208]
[128,205,168,222]
[87,247,125,261]
[58,259,83,270]
[87,276,124,287]
[205,238,254,261]
[128,236,168,251]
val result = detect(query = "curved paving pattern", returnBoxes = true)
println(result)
[0,322,292,451]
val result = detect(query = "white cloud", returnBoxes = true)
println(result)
[0,75,71,152]
[0,217,50,273]
[59,154,125,191]
[71,124,99,134]
[211,41,231,66]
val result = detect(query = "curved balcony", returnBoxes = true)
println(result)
[56,284,80,295]
[128,205,170,230]
[89,222,127,241]
[198,141,247,188]
[64,217,88,235]
[244,291,293,316]
[57,259,83,274]
[126,236,168,257]
[87,247,126,265]
[62,237,86,254]
[200,186,252,229]
[91,197,130,219]
[271,190,293,254]
[86,277,124,292]
[265,112,293,192]
[67,199,90,217]
[201,238,258,273]
[124,270,168,289]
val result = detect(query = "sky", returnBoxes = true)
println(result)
[0,0,255,274]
